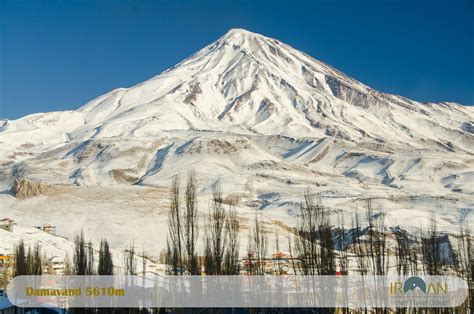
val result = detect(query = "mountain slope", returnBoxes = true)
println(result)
[0,28,473,233]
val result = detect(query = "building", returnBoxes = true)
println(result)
[0,255,14,273]
[35,224,56,235]
[0,218,14,232]
[42,224,56,235]
[46,256,65,275]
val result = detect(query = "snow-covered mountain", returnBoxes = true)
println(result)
[1,29,473,243]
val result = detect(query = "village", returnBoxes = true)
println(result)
[1,217,331,282]
[0,218,67,277]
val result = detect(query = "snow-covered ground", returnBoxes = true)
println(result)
[0,28,473,259]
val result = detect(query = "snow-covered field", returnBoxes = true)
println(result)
[0,28,473,259]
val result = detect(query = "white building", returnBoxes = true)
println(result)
[46,256,66,275]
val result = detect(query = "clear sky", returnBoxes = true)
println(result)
[1,0,473,119]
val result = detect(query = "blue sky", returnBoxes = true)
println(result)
[0,0,473,119]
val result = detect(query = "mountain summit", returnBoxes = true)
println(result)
[69,28,472,149]
[0,29,473,231]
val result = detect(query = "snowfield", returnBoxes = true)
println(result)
[0,28,473,258]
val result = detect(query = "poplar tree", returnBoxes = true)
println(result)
[73,230,93,275]
[14,240,27,276]
[251,214,267,275]
[98,239,114,275]
[223,206,240,275]
[203,182,228,275]
[294,191,335,275]
[167,176,184,274]
[32,243,42,275]
[184,171,199,275]
[124,242,136,276]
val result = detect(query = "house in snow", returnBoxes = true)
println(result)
[0,218,14,232]
[0,254,14,273]
[35,224,56,235]
[42,224,56,235]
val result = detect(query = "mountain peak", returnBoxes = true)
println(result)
[222,28,259,38]
[60,27,473,155]
[218,28,269,47]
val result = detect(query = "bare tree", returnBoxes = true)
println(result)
[14,240,27,276]
[31,243,42,275]
[294,192,318,275]
[73,230,88,275]
[124,242,137,276]
[365,200,388,276]
[245,233,255,275]
[457,223,473,281]
[273,228,283,275]
[336,213,349,275]
[203,234,214,275]
[167,176,184,274]
[223,206,240,275]
[203,182,228,275]
[352,211,368,275]
[251,214,267,275]
[287,235,297,275]
[456,223,473,312]
[141,248,147,276]
[409,249,419,275]
[294,191,335,275]
[165,237,176,275]
[98,239,114,275]
[26,246,33,275]
[184,170,199,275]
[86,241,95,275]
[394,228,410,276]
[421,213,442,275]
[336,213,350,314]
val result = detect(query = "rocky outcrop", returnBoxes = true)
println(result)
[10,178,52,199]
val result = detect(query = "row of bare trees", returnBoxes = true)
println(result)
[163,175,472,313]
[288,193,473,313]
[166,171,241,275]
[166,172,198,274]
[9,231,115,277]
[164,174,473,280]
[12,240,42,276]
[291,191,335,275]
[64,230,115,276]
